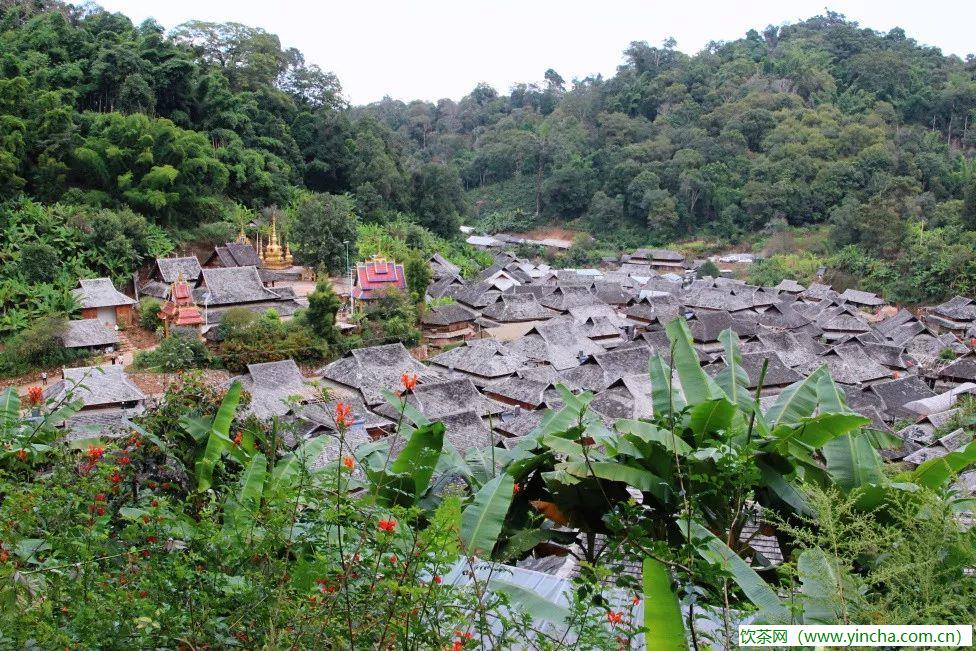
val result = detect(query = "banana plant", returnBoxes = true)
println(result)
[180,381,244,493]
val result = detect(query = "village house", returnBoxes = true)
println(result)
[317,342,437,406]
[421,302,480,349]
[58,319,120,355]
[140,256,203,300]
[627,248,686,272]
[229,359,321,420]
[43,365,147,438]
[72,278,136,327]
[195,266,304,322]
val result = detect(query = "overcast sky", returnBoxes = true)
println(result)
[97,0,976,105]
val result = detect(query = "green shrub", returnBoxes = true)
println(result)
[132,331,211,371]
[0,317,85,377]
[697,259,720,278]
[138,297,164,332]
[215,308,327,373]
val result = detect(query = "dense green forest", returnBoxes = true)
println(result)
[1,0,976,317]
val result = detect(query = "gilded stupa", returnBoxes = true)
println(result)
[258,213,293,270]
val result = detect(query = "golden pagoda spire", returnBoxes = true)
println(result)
[261,213,289,270]
[235,225,250,245]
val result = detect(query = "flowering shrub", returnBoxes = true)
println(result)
[0,377,619,648]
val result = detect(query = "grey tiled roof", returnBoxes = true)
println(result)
[199,267,281,305]
[60,319,119,349]
[44,365,146,408]
[72,278,136,309]
[481,294,560,323]
[231,359,320,420]
[421,302,479,326]
[154,256,202,283]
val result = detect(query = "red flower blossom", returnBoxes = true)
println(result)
[232,433,243,446]
[95,506,106,516]
[607,611,624,625]
[334,402,353,428]
[26,386,43,406]
[87,446,104,461]
[342,455,355,470]
[141,550,150,558]
[151,499,159,508]
[95,493,106,502]
[452,642,464,651]
[119,455,131,465]
[110,471,122,484]
[15,449,27,462]
[147,481,157,489]
[513,483,521,495]
[389,554,398,564]
[142,515,150,524]
[139,590,148,598]
[147,536,157,543]
[0,550,9,563]
[632,595,640,606]
[401,373,418,392]
[377,518,397,533]
[433,575,442,584]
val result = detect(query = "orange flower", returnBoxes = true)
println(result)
[26,386,43,406]
[389,554,398,564]
[377,518,397,533]
[401,373,418,392]
[334,402,353,428]
[607,611,623,625]
[513,483,521,495]
[631,595,640,606]
[342,455,355,470]
[87,446,104,461]
[232,433,243,446]
[15,449,27,462]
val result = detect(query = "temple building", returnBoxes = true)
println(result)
[352,256,407,300]
[158,274,204,336]
[204,219,308,284]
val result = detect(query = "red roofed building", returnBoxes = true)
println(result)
[352,257,407,300]
[159,275,205,335]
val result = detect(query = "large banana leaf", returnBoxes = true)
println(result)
[268,435,328,495]
[764,368,822,428]
[461,473,514,557]
[688,398,736,438]
[559,460,672,502]
[823,432,885,491]
[389,421,445,498]
[0,388,19,434]
[615,419,692,455]
[903,439,976,489]
[191,381,242,492]
[814,368,850,413]
[665,318,723,404]
[223,452,267,536]
[680,519,789,622]
[770,413,871,450]
[649,355,685,417]
[488,576,571,624]
[643,557,688,650]
[797,546,863,624]
[715,329,753,411]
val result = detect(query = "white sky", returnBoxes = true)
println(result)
[97,0,976,105]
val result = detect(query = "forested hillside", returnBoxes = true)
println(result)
[1,2,976,309]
